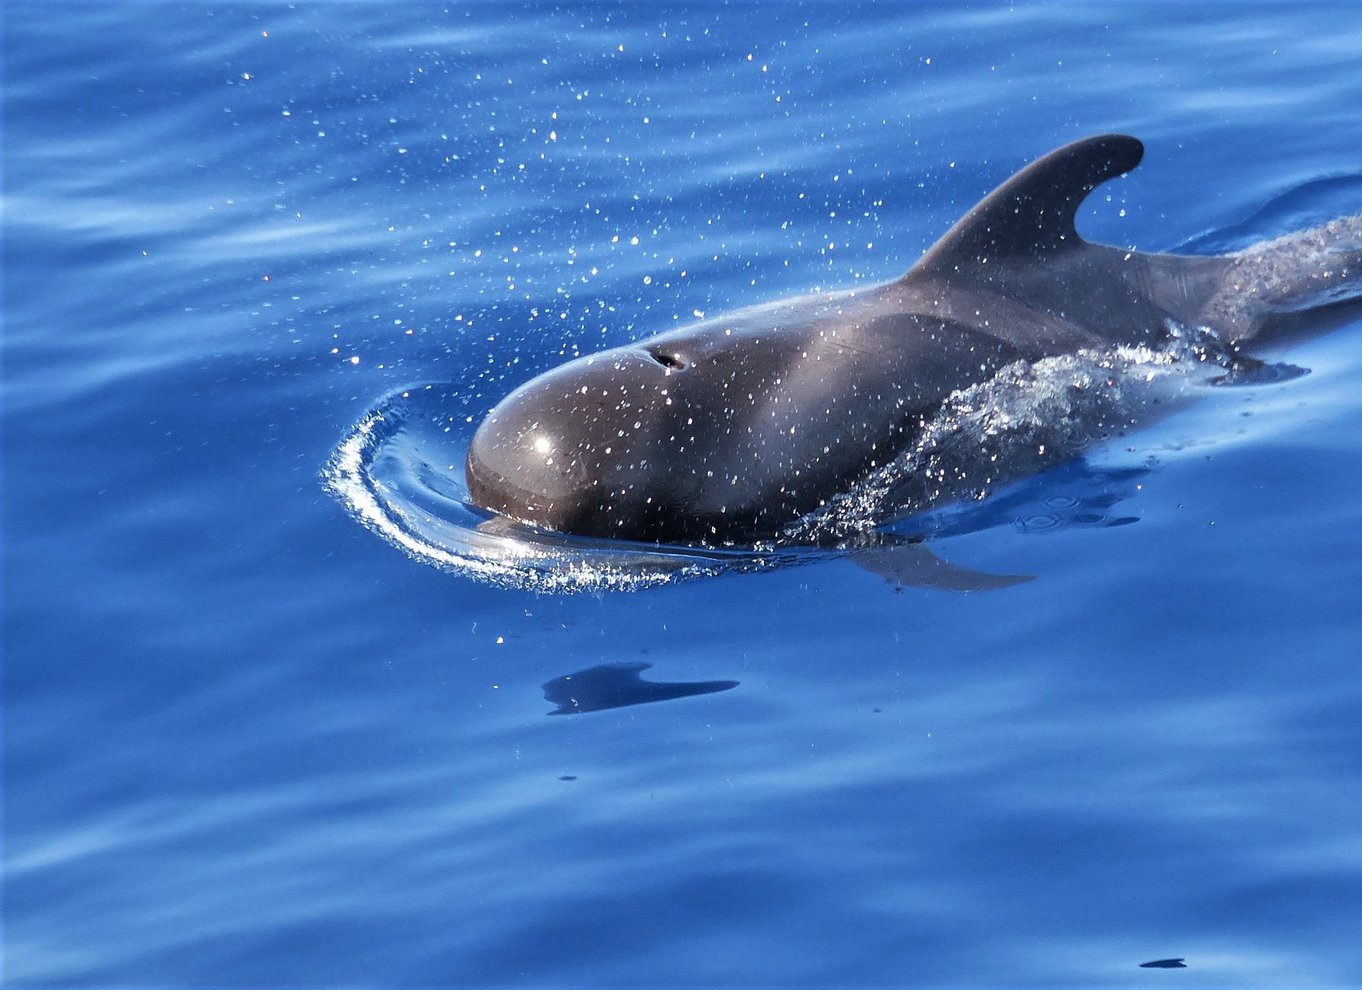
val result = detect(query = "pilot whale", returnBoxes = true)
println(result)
[467,134,1361,544]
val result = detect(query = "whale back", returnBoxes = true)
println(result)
[911,133,1362,345]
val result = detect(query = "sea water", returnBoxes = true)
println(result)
[6,4,1362,985]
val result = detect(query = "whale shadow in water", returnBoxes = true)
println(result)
[543,662,739,715]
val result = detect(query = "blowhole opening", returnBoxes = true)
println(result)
[647,349,687,371]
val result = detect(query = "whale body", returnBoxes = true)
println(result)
[466,135,1362,544]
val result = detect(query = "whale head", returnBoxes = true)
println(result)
[465,295,959,545]
[466,343,699,541]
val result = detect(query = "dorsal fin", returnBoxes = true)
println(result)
[913,134,1144,274]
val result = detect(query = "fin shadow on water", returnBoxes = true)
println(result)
[543,662,739,715]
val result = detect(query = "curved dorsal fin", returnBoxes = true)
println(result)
[913,134,1144,274]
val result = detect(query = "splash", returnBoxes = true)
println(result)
[783,325,1303,544]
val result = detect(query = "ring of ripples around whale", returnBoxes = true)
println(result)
[323,383,822,593]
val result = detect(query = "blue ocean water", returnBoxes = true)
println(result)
[5,2,1362,986]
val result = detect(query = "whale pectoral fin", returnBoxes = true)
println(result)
[1208,354,1310,386]
[914,134,1144,273]
[850,541,1034,593]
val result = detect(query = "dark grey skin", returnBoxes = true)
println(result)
[467,134,1362,544]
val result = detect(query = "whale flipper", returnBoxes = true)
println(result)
[851,540,1033,593]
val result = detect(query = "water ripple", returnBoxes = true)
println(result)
[324,383,810,591]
